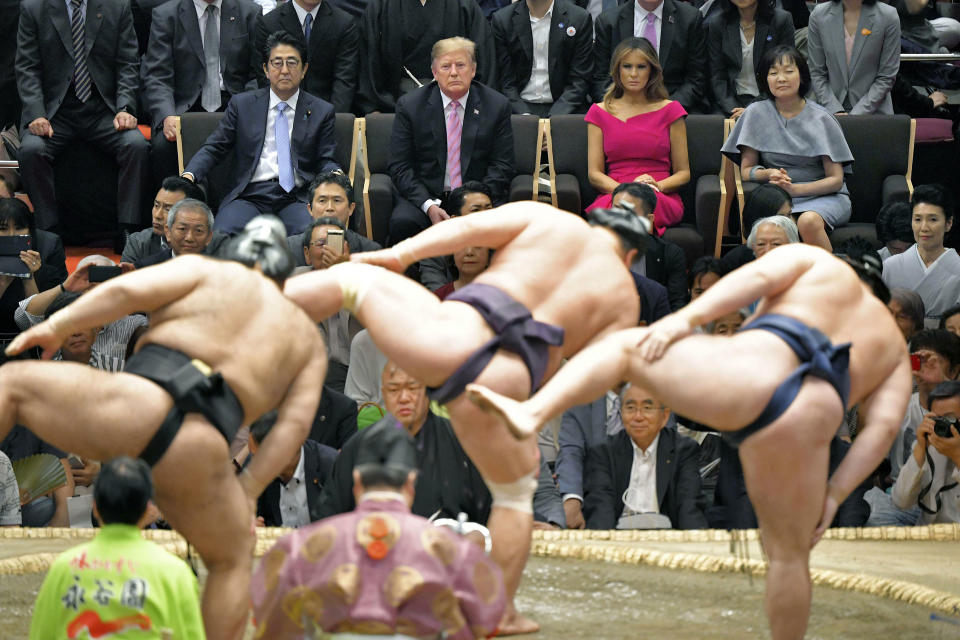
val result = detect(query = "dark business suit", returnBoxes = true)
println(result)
[584,426,707,530]
[256,438,339,527]
[388,81,514,242]
[16,0,149,231]
[0,0,20,128]
[642,235,687,311]
[704,8,794,115]
[255,1,358,114]
[143,0,261,183]
[592,0,706,112]
[491,0,593,116]
[631,271,670,326]
[307,385,359,450]
[184,87,339,234]
[557,397,610,502]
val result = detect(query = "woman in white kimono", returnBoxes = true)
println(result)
[882,183,960,328]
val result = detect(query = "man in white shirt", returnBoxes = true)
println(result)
[892,381,960,524]
[248,409,338,527]
[582,382,706,529]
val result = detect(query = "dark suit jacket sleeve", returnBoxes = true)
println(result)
[331,15,359,113]
[35,232,67,290]
[142,3,178,125]
[671,434,708,529]
[332,391,359,449]
[253,13,270,88]
[556,406,588,497]
[388,96,434,206]
[669,10,706,112]
[774,10,796,47]
[550,11,593,116]
[184,95,240,180]
[315,434,358,519]
[583,441,620,529]
[483,94,516,204]
[116,0,141,115]
[591,12,614,103]
[533,460,565,526]
[469,2,497,87]
[663,242,688,312]
[313,104,340,173]
[705,16,737,115]
[15,2,45,125]
[491,11,524,113]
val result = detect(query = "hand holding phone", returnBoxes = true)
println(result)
[326,229,344,256]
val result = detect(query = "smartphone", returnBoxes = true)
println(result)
[88,265,123,283]
[326,229,344,255]
[0,235,30,256]
[68,454,84,469]
[910,353,922,371]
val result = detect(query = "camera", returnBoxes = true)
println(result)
[932,415,959,439]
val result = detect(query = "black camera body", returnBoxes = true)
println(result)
[932,415,959,439]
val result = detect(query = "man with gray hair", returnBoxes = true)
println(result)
[747,215,801,260]
[134,199,214,268]
[387,36,514,244]
[3,215,328,640]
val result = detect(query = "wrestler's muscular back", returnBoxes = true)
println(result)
[134,258,325,422]
[474,212,640,357]
[753,244,908,404]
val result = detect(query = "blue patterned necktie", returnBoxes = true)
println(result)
[303,13,313,43]
[70,0,92,102]
[275,102,294,192]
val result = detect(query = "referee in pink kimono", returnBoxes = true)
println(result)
[251,416,506,639]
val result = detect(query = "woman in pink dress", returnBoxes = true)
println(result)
[585,37,690,235]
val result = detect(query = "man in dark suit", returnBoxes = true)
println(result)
[248,411,339,528]
[133,198,214,268]
[0,0,20,128]
[183,31,340,235]
[491,0,593,117]
[592,0,706,112]
[613,183,687,311]
[357,0,496,114]
[16,0,150,234]
[583,382,706,529]
[121,175,206,264]
[142,0,261,188]
[255,0,358,113]
[307,384,358,450]
[388,36,514,243]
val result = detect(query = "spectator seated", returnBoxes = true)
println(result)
[875,200,915,262]
[419,182,493,291]
[720,183,793,273]
[888,287,926,344]
[1,425,72,527]
[121,176,205,265]
[941,304,960,337]
[307,384,359,450]
[134,199,215,268]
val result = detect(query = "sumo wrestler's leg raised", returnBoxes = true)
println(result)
[287,263,485,387]
[152,415,255,640]
[0,361,173,458]
[737,378,839,640]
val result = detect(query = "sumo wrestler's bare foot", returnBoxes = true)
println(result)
[497,605,540,636]
[465,385,540,440]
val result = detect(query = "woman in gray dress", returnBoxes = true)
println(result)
[722,45,854,251]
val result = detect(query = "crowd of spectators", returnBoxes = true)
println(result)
[0,0,959,571]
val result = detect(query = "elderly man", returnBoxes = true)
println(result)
[121,176,205,265]
[583,382,706,530]
[287,171,382,269]
[468,244,912,640]
[387,37,514,244]
[29,457,203,640]
[286,202,647,634]
[252,417,506,639]
[3,217,327,640]
[134,199,214,268]
[317,360,491,523]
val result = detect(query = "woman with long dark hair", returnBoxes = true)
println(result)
[585,37,690,235]
[704,0,795,118]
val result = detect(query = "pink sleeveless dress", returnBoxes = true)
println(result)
[584,100,687,234]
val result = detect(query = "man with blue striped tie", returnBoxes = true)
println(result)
[15,0,149,237]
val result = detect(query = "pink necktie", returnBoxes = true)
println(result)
[446,100,462,189]
[643,13,658,53]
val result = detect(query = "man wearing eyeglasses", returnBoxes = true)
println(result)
[182,30,340,235]
[582,382,706,530]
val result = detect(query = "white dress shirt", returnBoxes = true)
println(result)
[292,0,320,34]
[421,89,470,213]
[520,2,554,104]
[278,446,311,528]
[623,432,660,515]
[633,0,664,50]
[194,0,225,90]
[251,89,300,184]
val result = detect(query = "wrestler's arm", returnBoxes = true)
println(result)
[813,354,912,543]
[239,349,325,503]
[638,246,814,359]
[352,202,545,271]
[6,257,205,358]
